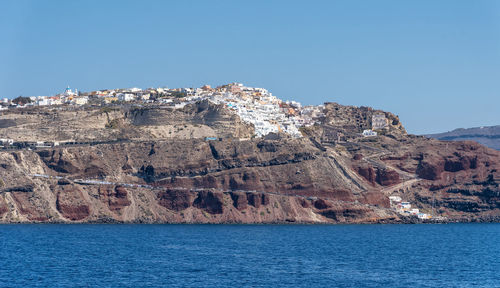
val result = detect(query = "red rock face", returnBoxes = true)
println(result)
[193,191,224,214]
[247,192,262,208]
[98,186,131,213]
[156,188,275,215]
[56,186,90,221]
[0,114,498,223]
[261,194,270,206]
[417,159,445,180]
[230,192,248,210]
[444,155,477,172]
[357,165,376,185]
[378,140,500,220]
[376,168,400,186]
[314,199,332,210]
[415,143,488,180]
[56,201,90,221]
[158,189,195,211]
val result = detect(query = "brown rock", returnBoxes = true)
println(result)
[314,199,331,210]
[298,198,310,208]
[9,192,50,221]
[353,153,363,161]
[193,191,224,214]
[0,197,8,216]
[417,159,444,180]
[320,206,372,222]
[357,165,376,185]
[0,103,498,224]
[261,194,270,206]
[230,192,248,210]
[56,186,90,221]
[109,186,131,212]
[361,191,390,208]
[247,192,261,208]
[98,186,132,212]
[158,189,194,211]
[376,168,400,186]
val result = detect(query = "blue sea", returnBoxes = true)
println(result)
[0,224,499,287]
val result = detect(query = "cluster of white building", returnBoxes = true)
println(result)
[2,83,393,140]
[1,87,88,108]
[1,83,326,138]
[92,82,324,138]
[197,83,320,138]
[389,196,432,220]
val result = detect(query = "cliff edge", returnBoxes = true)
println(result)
[0,93,498,224]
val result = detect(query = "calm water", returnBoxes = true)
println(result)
[0,224,499,288]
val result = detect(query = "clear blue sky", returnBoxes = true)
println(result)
[1,0,499,134]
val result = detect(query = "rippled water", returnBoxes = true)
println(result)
[0,224,499,287]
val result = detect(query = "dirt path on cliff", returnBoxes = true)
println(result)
[356,146,422,196]
[326,149,368,192]
[122,191,139,221]
[381,178,420,195]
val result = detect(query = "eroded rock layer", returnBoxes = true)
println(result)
[0,102,498,223]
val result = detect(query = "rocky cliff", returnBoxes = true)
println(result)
[0,102,498,223]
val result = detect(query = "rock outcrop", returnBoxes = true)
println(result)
[0,102,498,223]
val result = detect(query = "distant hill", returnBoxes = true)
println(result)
[426,125,500,150]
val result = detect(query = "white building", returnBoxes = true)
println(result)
[0,139,14,145]
[418,213,431,220]
[63,86,77,97]
[37,98,50,106]
[389,196,402,206]
[117,93,135,102]
[73,97,89,105]
[48,98,63,105]
[398,202,411,211]
[127,87,142,93]
[362,129,377,137]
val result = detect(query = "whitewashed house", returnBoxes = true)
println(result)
[362,129,377,137]
[117,93,135,102]
[73,97,89,105]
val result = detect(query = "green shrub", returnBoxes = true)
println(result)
[12,96,32,105]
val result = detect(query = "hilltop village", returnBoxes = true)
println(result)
[1,83,388,139]
[0,83,434,221]
[0,82,498,224]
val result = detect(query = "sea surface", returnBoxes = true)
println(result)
[0,224,499,288]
